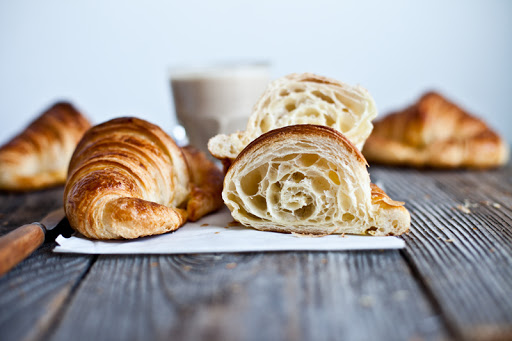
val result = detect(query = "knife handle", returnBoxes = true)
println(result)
[0,223,45,276]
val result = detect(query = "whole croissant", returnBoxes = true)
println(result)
[0,102,91,191]
[223,124,410,236]
[64,117,223,239]
[208,73,377,168]
[362,92,509,168]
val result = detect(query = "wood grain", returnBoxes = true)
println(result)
[0,187,94,341]
[1,166,511,341]
[370,165,512,341]
[48,252,448,341]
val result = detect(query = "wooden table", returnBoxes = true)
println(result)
[0,165,511,341]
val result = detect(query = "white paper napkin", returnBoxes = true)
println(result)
[54,208,405,254]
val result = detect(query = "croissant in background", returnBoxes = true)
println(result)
[208,73,377,168]
[64,117,223,240]
[362,92,509,168]
[0,102,91,191]
[223,125,410,236]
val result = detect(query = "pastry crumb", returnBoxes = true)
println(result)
[291,232,329,238]
[321,258,328,264]
[182,265,192,272]
[359,295,374,307]
[226,262,237,269]
[456,204,471,214]
[201,223,209,227]
[150,262,158,267]
[214,231,220,234]
[445,239,454,243]
[492,203,502,208]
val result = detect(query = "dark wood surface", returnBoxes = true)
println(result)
[0,166,511,341]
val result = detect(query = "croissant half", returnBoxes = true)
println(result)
[208,73,377,167]
[0,102,91,191]
[223,125,410,236]
[64,117,223,239]
[362,92,509,168]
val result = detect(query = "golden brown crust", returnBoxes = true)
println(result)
[182,146,224,221]
[65,117,191,239]
[233,124,368,170]
[362,92,509,168]
[64,117,223,240]
[0,102,91,191]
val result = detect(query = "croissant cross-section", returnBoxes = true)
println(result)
[208,73,377,166]
[223,125,410,236]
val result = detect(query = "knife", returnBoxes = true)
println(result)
[0,207,67,276]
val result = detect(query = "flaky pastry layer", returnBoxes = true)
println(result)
[362,92,509,168]
[64,117,223,239]
[223,125,410,236]
[208,73,377,167]
[0,102,91,190]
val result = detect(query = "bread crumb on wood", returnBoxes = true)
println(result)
[445,239,454,243]
[456,199,478,214]
[226,262,237,269]
[359,295,374,307]
[214,231,220,234]
[150,262,158,267]
[201,223,209,227]
[321,258,328,264]
[456,204,471,214]
[182,265,192,272]
[492,203,502,208]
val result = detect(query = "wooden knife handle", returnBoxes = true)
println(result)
[0,224,45,276]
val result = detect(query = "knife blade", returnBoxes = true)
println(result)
[0,207,66,276]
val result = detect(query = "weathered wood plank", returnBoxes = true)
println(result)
[0,187,94,341]
[370,165,512,341]
[48,251,449,341]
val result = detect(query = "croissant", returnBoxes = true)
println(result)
[223,124,410,236]
[362,92,509,168]
[208,73,377,167]
[64,117,223,240]
[0,102,91,191]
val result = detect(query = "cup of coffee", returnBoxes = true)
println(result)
[170,62,271,155]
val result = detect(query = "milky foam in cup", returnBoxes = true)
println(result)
[170,63,270,154]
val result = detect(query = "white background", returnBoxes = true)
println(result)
[1,0,511,144]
